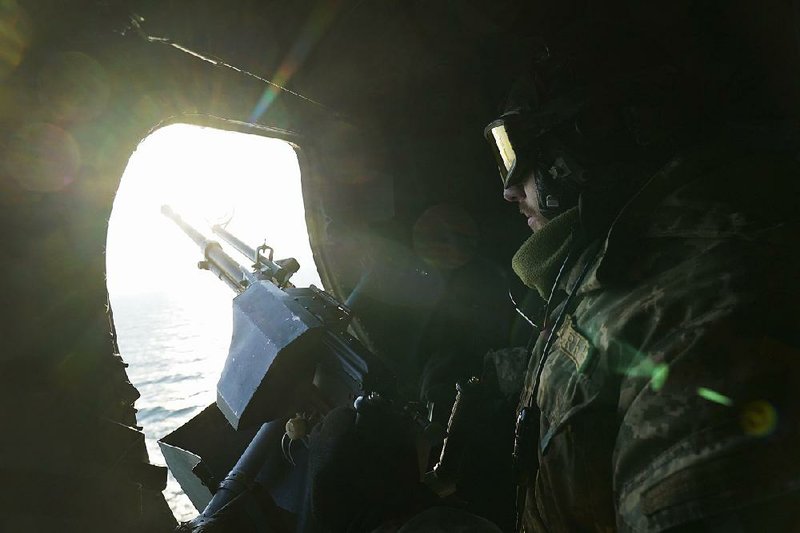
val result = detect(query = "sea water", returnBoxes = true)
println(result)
[111,288,233,523]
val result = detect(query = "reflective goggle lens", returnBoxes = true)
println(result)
[489,123,517,179]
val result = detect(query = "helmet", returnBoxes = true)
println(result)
[484,72,589,219]
[485,18,686,220]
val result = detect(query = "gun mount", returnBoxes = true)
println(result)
[158,205,398,530]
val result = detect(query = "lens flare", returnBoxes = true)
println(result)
[617,353,669,392]
[6,122,81,192]
[38,51,109,122]
[740,400,778,437]
[0,2,31,80]
[249,0,343,121]
[413,204,479,270]
[697,387,734,407]
[649,363,669,391]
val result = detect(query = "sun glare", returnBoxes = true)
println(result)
[107,123,321,296]
[105,123,320,521]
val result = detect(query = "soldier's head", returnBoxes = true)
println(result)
[485,72,677,234]
[484,71,585,232]
[484,9,712,234]
[486,1,800,235]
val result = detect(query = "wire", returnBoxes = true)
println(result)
[527,243,598,412]
[508,289,539,330]
[280,433,292,465]
[125,14,335,114]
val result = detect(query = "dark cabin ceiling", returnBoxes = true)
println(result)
[93,0,541,130]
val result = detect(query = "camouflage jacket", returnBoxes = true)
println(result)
[517,145,800,532]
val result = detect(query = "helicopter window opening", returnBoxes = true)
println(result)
[105,123,320,521]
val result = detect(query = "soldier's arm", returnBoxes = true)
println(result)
[607,243,800,531]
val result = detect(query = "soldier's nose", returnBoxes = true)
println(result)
[503,184,524,202]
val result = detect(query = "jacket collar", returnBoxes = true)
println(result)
[573,142,735,294]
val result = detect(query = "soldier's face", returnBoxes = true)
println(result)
[503,169,549,232]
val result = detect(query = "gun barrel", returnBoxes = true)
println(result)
[212,223,299,288]
[161,205,254,293]
[161,204,208,249]
[212,224,259,263]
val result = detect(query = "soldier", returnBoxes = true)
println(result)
[485,6,800,533]
[303,5,800,531]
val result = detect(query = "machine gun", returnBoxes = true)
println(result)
[159,206,399,531]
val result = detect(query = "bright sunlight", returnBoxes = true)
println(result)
[105,123,321,521]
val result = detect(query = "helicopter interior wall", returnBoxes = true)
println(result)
[0,1,535,529]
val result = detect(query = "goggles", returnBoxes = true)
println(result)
[484,98,585,188]
[484,115,539,189]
